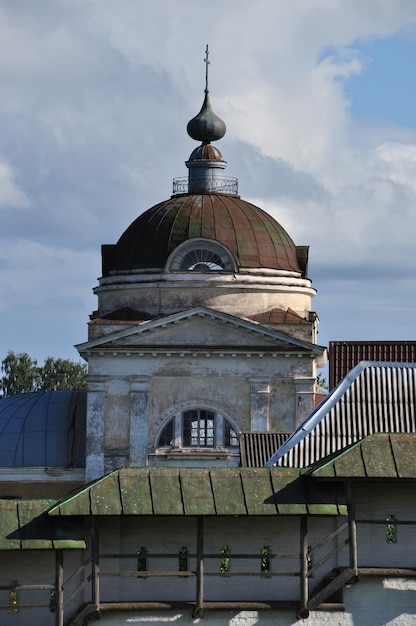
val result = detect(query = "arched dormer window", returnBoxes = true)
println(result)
[157,408,239,450]
[166,239,237,273]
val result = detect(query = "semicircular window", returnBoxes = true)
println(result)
[167,239,236,273]
[157,409,239,449]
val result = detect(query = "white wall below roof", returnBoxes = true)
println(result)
[94,274,315,322]
[2,578,415,626]
[83,575,416,625]
[85,350,317,478]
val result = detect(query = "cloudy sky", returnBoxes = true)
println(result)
[1,0,416,371]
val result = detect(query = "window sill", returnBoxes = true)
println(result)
[155,448,238,457]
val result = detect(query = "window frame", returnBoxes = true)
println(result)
[156,408,239,451]
[165,238,237,273]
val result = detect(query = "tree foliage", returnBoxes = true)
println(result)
[316,372,328,389]
[0,351,87,398]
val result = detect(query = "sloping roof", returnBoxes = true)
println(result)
[329,341,416,389]
[246,308,311,325]
[309,433,416,479]
[49,467,347,517]
[266,362,416,468]
[0,499,85,550]
[240,432,290,467]
[0,390,86,468]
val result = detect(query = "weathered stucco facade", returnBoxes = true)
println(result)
[78,308,324,479]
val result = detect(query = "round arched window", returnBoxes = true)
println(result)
[166,239,237,273]
[157,409,239,449]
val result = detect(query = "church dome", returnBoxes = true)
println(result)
[0,390,86,467]
[102,193,302,276]
[94,47,314,323]
[101,47,306,279]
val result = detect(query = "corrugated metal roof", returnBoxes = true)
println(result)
[266,362,416,468]
[0,499,85,550]
[329,341,416,389]
[49,467,347,517]
[240,432,290,467]
[310,433,416,479]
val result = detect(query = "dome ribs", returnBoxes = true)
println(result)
[212,195,238,257]
[187,195,203,240]
[106,194,302,273]
[169,196,194,252]
[200,195,216,240]
[228,196,260,266]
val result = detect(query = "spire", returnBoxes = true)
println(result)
[205,43,209,94]
[171,46,238,196]
[186,45,226,144]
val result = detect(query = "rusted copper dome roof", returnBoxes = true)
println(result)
[102,194,302,276]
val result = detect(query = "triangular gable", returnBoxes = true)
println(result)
[266,361,416,468]
[76,306,326,356]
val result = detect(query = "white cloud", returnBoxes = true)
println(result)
[1,0,416,360]
[0,159,30,209]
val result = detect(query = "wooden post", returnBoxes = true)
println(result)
[297,515,310,619]
[91,516,100,613]
[55,550,64,626]
[193,516,204,618]
[346,482,358,574]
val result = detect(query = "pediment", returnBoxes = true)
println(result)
[77,307,324,355]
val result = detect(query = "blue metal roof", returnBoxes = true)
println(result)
[0,390,86,467]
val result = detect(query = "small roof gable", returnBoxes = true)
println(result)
[246,308,311,325]
[76,306,326,358]
[266,361,416,468]
[310,433,416,480]
[49,467,347,517]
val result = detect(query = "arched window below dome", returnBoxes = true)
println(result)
[166,239,237,273]
[157,409,239,450]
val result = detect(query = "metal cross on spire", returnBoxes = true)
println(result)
[204,44,210,93]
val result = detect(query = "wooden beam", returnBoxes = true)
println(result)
[55,550,64,626]
[91,517,100,613]
[193,516,204,618]
[298,516,309,619]
[345,483,358,574]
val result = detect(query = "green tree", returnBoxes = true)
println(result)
[38,357,87,392]
[0,351,87,397]
[0,351,39,397]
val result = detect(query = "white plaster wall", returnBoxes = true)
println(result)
[354,483,416,569]
[94,275,315,321]
[96,516,341,605]
[0,550,87,626]
[93,576,416,626]
[85,347,317,475]
[88,352,315,437]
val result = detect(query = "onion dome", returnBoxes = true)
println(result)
[187,91,226,144]
[186,44,226,146]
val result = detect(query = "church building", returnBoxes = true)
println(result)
[1,50,416,626]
